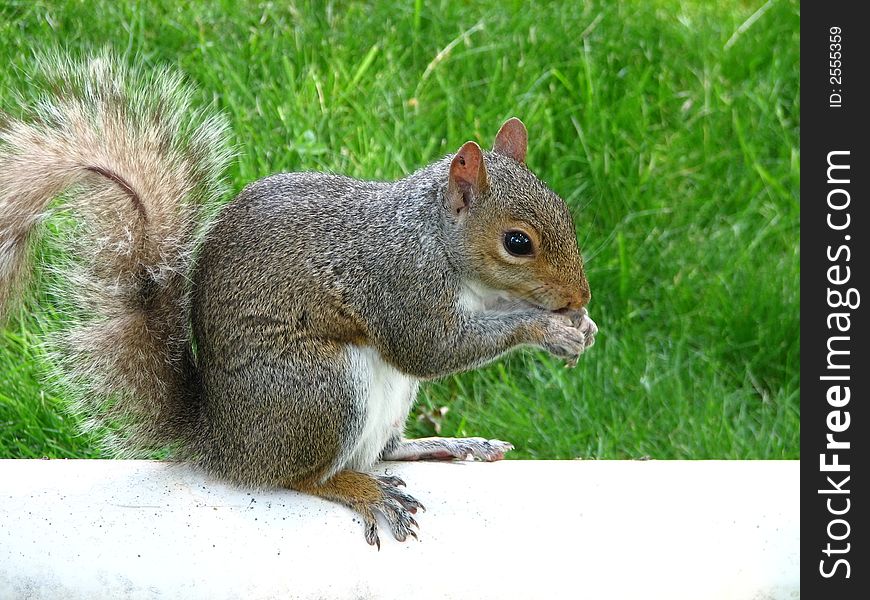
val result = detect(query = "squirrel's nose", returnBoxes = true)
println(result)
[564,281,591,311]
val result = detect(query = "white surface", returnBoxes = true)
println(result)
[0,459,799,600]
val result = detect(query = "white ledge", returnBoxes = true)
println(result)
[0,459,798,599]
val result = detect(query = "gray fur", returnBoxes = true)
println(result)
[190,155,595,487]
[0,53,596,506]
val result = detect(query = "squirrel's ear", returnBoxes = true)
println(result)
[447,141,489,216]
[492,117,527,164]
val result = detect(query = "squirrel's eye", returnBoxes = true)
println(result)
[504,230,533,256]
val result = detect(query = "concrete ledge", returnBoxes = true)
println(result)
[0,459,798,599]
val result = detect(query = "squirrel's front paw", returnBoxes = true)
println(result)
[569,307,598,349]
[541,308,597,366]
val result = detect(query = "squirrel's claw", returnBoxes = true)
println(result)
[473,438,511,461]
[440,438,514,462]
[375,491,422,544]
[363,515,381,549]
[380,481,426,513]
[355,476,423,547]
[292,470,421,549]
[375,474,407,488]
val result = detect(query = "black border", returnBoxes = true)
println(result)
[801,2,868,595]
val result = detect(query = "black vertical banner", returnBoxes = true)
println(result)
[802,2,868,596]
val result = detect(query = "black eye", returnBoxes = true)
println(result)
[504,230,533,256]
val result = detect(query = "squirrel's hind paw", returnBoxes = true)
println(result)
[371,476,423,545]
[377,474,426,513]
[290,470,423,549]
[383,437,514,462]
[459,438,514,461]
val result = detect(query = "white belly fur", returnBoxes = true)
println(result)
[338,346,418,474]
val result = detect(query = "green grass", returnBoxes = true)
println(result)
[0,0,799,459]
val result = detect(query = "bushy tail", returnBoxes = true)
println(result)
[0,51,232,453]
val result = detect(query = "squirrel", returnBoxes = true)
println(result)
[0,52,597,547]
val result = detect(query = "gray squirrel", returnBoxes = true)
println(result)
[0,53,597,547]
